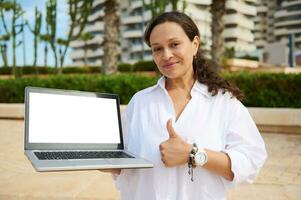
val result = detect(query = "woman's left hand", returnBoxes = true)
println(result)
[159,119,192,167]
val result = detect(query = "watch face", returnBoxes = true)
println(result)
[195,152,206,165]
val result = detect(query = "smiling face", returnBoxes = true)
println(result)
[149,22,199,79]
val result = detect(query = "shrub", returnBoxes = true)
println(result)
[62,66,91,74]
[0,66,100,75]
[236,55,259,61]
[0,74,158,104]
[118,63,133,72]
[222,72,301,108]
[133,60,157,72]
[0,72,300,107]
[0,67,12,75]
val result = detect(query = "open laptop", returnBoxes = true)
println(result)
[24,86,153,172]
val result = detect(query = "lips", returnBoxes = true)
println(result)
[163,61,179,69]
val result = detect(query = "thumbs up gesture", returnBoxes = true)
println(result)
[159,119,193,167]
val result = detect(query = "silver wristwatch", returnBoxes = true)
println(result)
[194,148,208,166]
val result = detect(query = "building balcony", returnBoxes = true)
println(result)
[130,44,151,52]
[198,25,211,38]
[69,49,104,60]
[144,54,153,60]
[274,9,301,18]
[274,19,301,28]
[254,23,268,31]
[186,0,211,6]
[70,36,103,49]
[93,0,105,7]
[254,32,265,38]
[84,22,104,33]
[122,15,142,25]
[126,54,153,64]
[123,29,143,38]
[225,13,254,29]
[282,0,301,7]
[245,0,256,3]
[223,28,254,42]
[72,60,102,67]
[130,0,143,10]
[294,35,301,43]
[226,0,257,16]
[253,17,263,23]
[88,10,104,22]
[255,39,267,47]
[70,50,85,60]
[186,9,211,23]
[274,28,301,36]
[257,5,268,13]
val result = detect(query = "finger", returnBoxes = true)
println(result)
[166,119,177,138]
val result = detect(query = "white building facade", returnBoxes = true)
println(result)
[254,0,301,51]
[274,0,301,50]
[70,0,258,66]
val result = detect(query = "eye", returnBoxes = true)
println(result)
[171,42,179,48]
[152,47,162,52]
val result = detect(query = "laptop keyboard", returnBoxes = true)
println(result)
[34,151,134,160]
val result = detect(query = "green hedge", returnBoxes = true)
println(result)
[117,61,158,72]
[0,61,157,75]
[0,74,157,104]
[0,66,102,75]
[223,72,301,108]
[133,61,157,72]
[0,72,300,107]
[118,63,133,72]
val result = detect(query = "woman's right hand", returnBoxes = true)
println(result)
[99,169,121,175]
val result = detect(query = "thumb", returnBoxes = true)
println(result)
[167,119,177,138]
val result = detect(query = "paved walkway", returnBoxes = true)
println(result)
[0,119,300,199]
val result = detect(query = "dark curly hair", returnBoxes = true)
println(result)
[144,11,244,100]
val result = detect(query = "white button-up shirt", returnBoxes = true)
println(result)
[115,77,267,200]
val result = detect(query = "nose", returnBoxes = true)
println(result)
[162,48,173,60]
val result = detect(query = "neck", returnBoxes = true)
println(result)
[165,70,195,92]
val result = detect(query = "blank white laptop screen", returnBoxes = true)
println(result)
[28,92,121,144]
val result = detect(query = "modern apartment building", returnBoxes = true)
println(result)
[120,0,152,63]
[70,0,257,66]
[253,0,269,50]
[69,0,105,66]
[121,0,213,63]
[274,0,301,50]
[254,0,301,51]
[224,0,257,52]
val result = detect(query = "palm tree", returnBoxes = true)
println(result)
[102,0,120,75]
[27,7,42,74]
[211,0,226,71]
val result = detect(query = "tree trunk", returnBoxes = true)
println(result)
[44,44,48,67]
[0,44,8,67]
[211,0,226,71]
[84,41,87,67]
[12,7,17,78]
[33,34,38,74]
[102,0,119,75]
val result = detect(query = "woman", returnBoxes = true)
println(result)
[106,11,267,200]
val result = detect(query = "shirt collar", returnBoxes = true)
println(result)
[192,81,211,98]
[157,76,166,91]
[154,76,210,98]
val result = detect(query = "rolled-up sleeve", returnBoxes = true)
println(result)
[222,101,267,188]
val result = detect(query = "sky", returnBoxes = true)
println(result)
[0,0,71,67]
